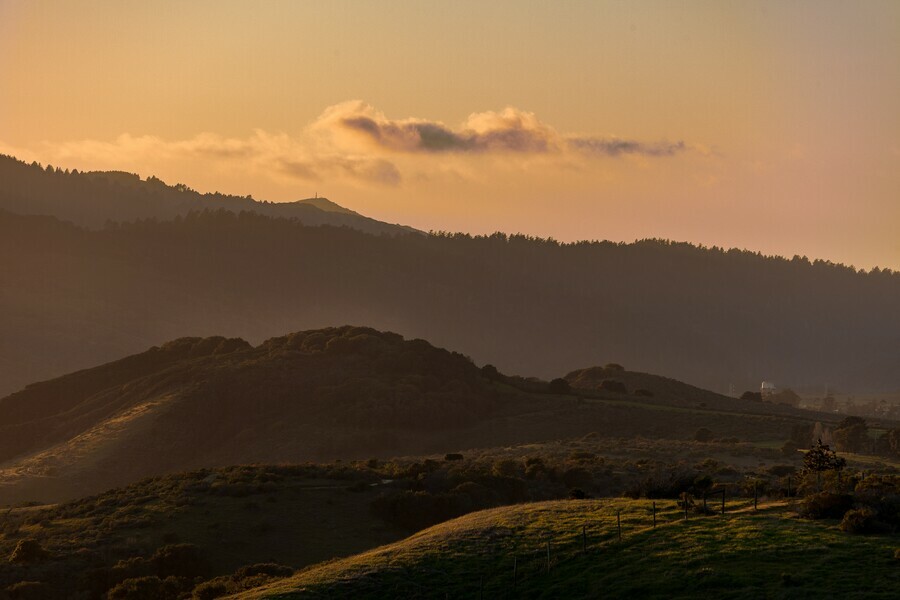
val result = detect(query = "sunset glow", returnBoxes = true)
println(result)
[2,0,898,268]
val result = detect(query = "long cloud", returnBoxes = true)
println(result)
[319,101,687,158]
[3,101,690,188]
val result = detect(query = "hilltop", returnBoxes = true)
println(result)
[0,154,415,235]
[240,499,900,599]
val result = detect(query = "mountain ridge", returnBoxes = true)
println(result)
[0,154,417,235]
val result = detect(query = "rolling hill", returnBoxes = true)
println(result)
[0,326,861,505]
[238,499,900,599]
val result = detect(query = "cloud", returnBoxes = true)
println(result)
[278,156,400,186]
[317,100,684,158]
[3,101,689,191]
[567,137,685,157]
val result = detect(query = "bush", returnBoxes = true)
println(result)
[8,539,48,563]
[781,441,800,457]
[233,563,293,579]
[151,544,209,578]
[107,577,166,600]
[840,507,882,534]
[633,388,654,397]
[191,579,230,600]
[799,492,853,520]
[444,453,464,461]
[694,428,714,443]
[549,378,570,394]
[5,581,53,600]
[599,380,627,394]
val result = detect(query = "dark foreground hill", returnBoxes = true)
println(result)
[0,154,415,235]
[0,326,847,504]
[240,499,900,599]
[1,207,899,400]
[2,442,895,600]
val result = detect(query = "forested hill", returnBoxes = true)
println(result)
[0,154,415,235]
[0,327,510,501]
[1,208,898,398]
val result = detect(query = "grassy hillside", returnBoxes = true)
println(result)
[1,325,871,504]
[1,441,896,598]
[240,499,900,599]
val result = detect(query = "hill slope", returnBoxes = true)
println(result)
[240,499,900,599]
[0,154,415,235]
[0,326,852,504]
[0,327,506,502]
[1,207,898,400]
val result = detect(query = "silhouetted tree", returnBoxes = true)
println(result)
[802,439,846,490]
[549,378,570,394]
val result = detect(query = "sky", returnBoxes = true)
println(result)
[1,0,898,269]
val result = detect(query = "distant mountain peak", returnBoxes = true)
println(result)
[0,154,419,236]
[294,197,360,216]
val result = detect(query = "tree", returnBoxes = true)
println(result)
[549,378,570,394]
[832,417,869,453]
[480,364,499,380]
[802,439,846,490]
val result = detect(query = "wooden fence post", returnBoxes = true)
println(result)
[721,490,725,515]
[754,481,758,511]
[787,475,791,498]
[513,555,517,590]
[652,501,657,528]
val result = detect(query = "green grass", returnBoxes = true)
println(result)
[239,499,900,599]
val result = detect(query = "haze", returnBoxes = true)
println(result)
[1,0,898,269]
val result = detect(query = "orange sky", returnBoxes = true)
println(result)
[2,1,898,269]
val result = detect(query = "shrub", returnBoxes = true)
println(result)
[562,468,593,490]
[151,544,209,578]
[233,563,293,579]
[840,507,882,534]
[781,441,800,456]
[444,453,464,461]
[549,378,570,394]
[599,380,627,394]
[191,578,230,600]
[633,388,654,397]
[8,539,48,563]
[799,492,853,520]
[5,581,53,600]
[694,428,714,443]
[107,577,165,600]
